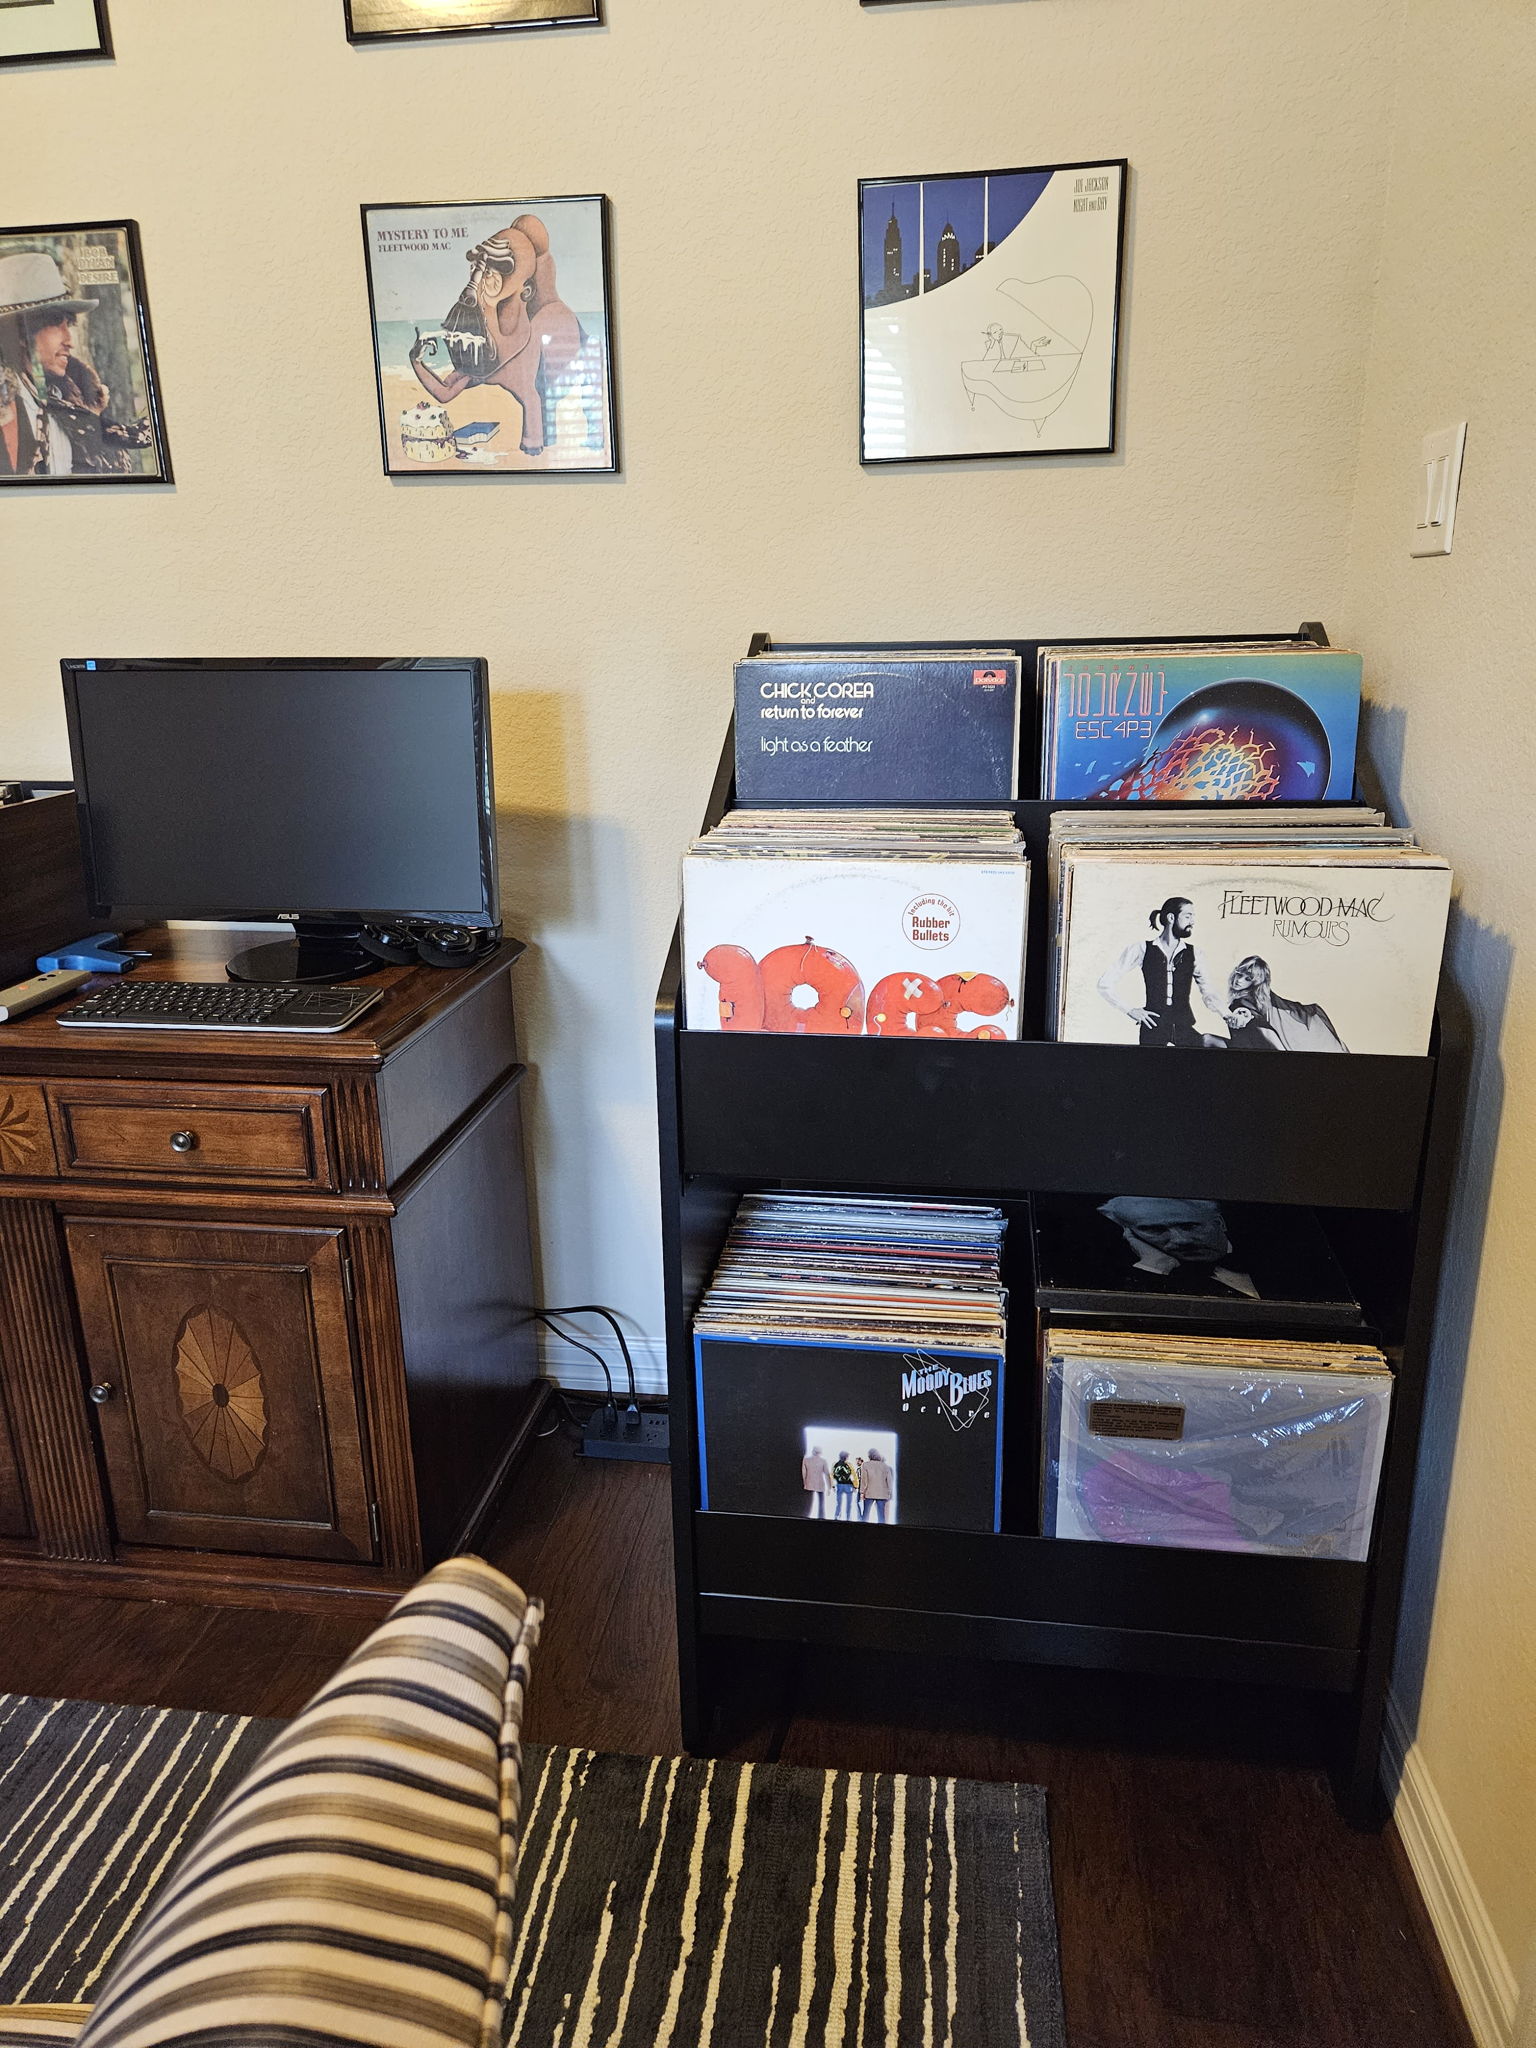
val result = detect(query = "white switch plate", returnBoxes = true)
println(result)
[1410,421,1467,557]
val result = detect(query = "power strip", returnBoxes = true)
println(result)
[580,1407,670,1464]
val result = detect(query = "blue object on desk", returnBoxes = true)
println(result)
[36,932,152,974]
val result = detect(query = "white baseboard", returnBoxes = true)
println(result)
[1386,1694,1519,2047]
[538,1333,668,1399]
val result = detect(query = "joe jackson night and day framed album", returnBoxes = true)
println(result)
[859,160,1127,464]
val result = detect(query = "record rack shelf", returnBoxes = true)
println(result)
[654,627,1463,1827]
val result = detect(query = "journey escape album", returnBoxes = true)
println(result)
[1039,643,1364,802]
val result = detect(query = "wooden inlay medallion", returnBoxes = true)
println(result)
[174,1308,269,1480]
[0,1085,54,1176]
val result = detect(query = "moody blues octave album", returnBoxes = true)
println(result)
[695,1336,1005,1534]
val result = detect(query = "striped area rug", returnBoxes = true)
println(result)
[505,1745,1066,2048]
[0,1693,275,2006]
[0,1693,1066,2047]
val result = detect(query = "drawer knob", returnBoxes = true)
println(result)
[169,1130,198,1154]
[88,1382,114,1406]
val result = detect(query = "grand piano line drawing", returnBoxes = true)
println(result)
[961,275,1093,431]
[859,159,1125,461]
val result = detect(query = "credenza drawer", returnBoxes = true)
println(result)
[49,1082,333,1187]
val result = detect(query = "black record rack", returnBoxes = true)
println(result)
[654,626,1463,1826]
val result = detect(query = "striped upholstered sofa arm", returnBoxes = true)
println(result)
[51,1556,542,2048]
[0,2008,91,2043]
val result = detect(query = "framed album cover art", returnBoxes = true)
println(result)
[361,196,617,475]
[0,0,111,65]
[859,159,1127,465]
[0,221,171,484]
[344,0,600,40]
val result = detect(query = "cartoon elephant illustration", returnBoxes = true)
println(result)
[410,213,583,459]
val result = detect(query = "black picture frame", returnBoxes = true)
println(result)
[858,158,1128,467]
[360,193,619,478]
[0,218,173,487]
[344,0,601,41]
[0,0,111,66]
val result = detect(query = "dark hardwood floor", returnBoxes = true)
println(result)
[0,1426,1469,2048]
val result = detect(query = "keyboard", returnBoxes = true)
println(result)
[57,981,383,1034]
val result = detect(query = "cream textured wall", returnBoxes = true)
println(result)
[0,0,1401,1372]
[1337,0,1536,1995]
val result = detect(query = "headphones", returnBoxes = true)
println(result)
[359,921,502,971]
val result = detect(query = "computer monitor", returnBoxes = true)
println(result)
[61,658,499,983]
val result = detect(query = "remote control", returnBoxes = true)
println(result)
[0,968,95,1022]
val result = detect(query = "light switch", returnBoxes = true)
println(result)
[1410,422,1467,557]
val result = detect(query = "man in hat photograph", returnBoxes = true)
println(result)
[0,246,147,478]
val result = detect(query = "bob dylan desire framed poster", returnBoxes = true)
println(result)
[0,220,171,484]
[345,0,600,41]
[362,196,617,476]
[0,0,111,66]
[859,159,1127,464]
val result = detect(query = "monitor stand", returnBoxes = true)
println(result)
[226,917,377,986]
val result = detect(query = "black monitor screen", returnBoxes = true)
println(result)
[62,660,496,925]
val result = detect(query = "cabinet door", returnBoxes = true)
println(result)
[65,1219,374,1562]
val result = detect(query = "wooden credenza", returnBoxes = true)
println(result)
[0,926,543,1614]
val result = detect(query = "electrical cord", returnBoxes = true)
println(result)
[536,1385,595,1439]
[528,1310,617,1411]
[536,1304,641,1411]
[529,1303,669,1464]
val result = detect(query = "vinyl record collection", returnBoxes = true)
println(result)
[1048,805,1452,1055]
[1041,1326,1393,1561]
[693,1190,1008,1354]
[678,628,1430,1556]
[692,1192,1007,1533]
[683,810,1029,1038]
[683,639,1451,1045]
